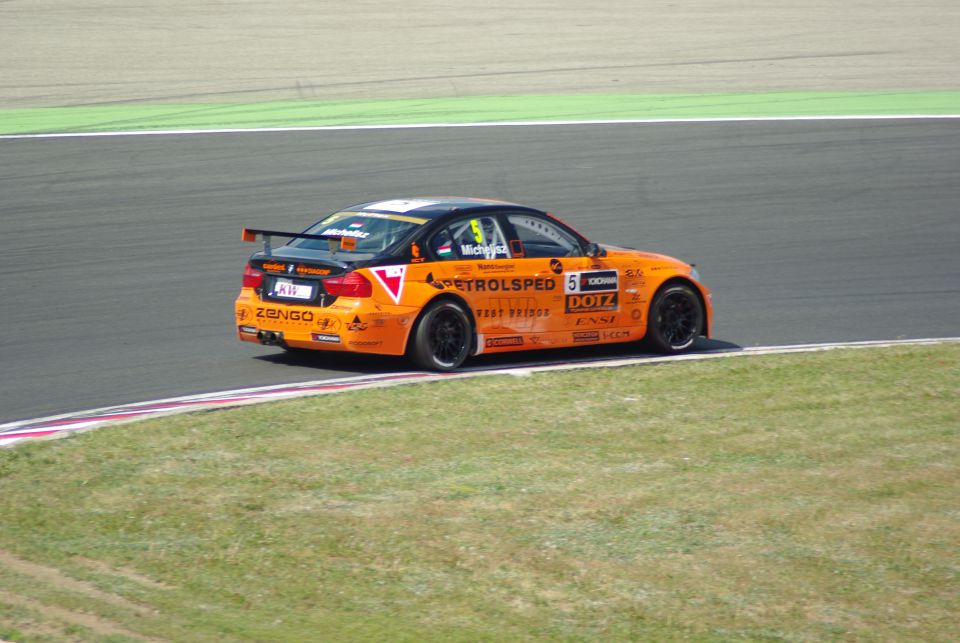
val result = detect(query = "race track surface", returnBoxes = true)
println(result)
[2,119,959,422]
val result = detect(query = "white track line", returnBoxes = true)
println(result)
[2,114,960,140]
[2,337,958,448]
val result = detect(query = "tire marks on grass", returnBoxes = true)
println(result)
[0,549,163,641]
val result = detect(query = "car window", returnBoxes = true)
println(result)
[428,226,458,260]
[506,214,581,258]
[430,215,511,260]
[290,212,424,257]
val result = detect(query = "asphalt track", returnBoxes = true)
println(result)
[2,118,959,423]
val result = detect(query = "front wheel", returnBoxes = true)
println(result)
[410,300,473,371]
[645,283,704,353]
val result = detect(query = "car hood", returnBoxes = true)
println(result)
[601,245,693,270]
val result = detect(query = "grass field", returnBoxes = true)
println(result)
[1,345,958,641]
[2,91,960,136]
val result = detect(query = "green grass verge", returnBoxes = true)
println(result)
[3,91,960,135]
[1,345,958,641]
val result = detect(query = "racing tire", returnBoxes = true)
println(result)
[410,299,473,371]
[645,283,704,353]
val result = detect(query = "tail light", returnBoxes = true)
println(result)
[242,263,264,288]
[324,271,372,298]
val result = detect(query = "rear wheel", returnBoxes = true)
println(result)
[410,300,472,371]
[646,283,704,353]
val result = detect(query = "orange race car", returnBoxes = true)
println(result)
[235,197,712,370]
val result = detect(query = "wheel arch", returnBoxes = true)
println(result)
[649,276,710,338]
[405,292,478,356]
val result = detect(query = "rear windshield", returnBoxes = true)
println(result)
[287,211,427,258]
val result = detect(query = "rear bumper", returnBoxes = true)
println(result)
[234,289,418,355]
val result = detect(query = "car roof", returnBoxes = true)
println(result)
[347,197,544,220]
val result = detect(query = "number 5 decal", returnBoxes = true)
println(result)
[470,219,483,243]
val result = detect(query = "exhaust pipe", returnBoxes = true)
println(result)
[257,330,282,345]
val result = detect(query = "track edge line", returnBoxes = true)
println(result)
[3,337,959,448]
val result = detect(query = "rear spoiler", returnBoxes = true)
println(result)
[241,228,355,255]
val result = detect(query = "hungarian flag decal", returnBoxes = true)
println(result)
[369,265,407,304]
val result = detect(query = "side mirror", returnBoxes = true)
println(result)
[585,242,606,258]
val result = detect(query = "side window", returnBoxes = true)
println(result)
[430,216,511,260]
[507,214,581,258]
[428,227,458,260]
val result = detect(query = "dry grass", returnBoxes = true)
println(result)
[0,345,958,641]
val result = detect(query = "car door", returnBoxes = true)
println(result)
[424,213,559,350]
[503,212,626,346]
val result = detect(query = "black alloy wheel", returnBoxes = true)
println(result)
[646,283,704,353]
[411,300,472,370]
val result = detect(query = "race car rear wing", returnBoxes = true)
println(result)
[241,228,355,255]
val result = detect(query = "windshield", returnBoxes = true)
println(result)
[287,211,427,258]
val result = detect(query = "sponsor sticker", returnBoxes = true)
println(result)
[485,336,524,348]
[411,242,424,262]
[321,227,370,239]
[311,333,341,343]
[295,264,332,276]
[256,307,315,322]
[425,272,445,290]
[348,340,383,347]
[565,292,618,313]
[466,277,556,292]
[423,276,557,293]
[347,316,368,331]
[475,297,550,330]
[314,316,342,332]
[564,270,619,294]
[476,262,515,273]
[574,314,616,326]
[369,265,407,304]
[573,331,600,343]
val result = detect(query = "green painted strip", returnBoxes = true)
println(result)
[2,91,960,135]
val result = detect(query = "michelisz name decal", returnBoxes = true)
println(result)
[460,243,508,257]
